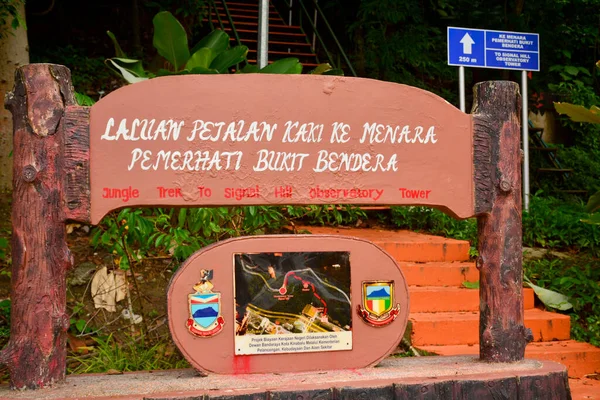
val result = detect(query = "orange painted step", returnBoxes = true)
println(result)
[570,377,600,399]
[408,286,535,313]
[236,29,306,37]
[248,50,317,57]
[399,261,478,286]
[215,7,279,15]
[410,309,571,346]
[246,59,319,67]
[211,19,300,29]
[296,226,471,262]
[418,341,600,379]
[232,38,312,47]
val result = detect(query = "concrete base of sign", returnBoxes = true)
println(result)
[0,356,570,399]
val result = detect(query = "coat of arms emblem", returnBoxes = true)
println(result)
[357,280,400,327]
[186,269,225,337]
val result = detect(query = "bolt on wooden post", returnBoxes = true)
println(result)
[0,64,76,389]
[472,81,533,362]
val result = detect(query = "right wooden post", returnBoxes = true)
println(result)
[473,81,533,362]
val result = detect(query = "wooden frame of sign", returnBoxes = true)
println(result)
[1,64,532,389]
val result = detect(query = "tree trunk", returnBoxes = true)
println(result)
[1,64,76,389]
[0,1,29,192]
[473,81,533,362]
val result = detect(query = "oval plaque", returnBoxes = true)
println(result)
[167,234,409,374]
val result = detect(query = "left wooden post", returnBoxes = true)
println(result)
[1,64,76,389]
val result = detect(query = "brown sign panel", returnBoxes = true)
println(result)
[167,235,409,374]
[89,75,474,224]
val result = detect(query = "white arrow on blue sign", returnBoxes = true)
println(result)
[447,27,539,71]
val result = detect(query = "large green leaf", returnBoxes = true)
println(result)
[110,57,146,77]
[209,46,248,73]
[189,66,219,74]
[581,212,600,225]
[259,58,302,74]
[524,278,573,311]
[554,102,600,124]
[323,69,345,76]
[186,48,216,70]
[190,30,230,55]
[585,190,600,214]
[240,64,260,73]
[309,63,334,75]
[152,11,190,71]
[309,63,344,76]
[107,31,127,58]
[106,58,148,84]
[461,280,479,289]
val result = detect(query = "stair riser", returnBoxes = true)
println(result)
[409,288,535,313]
[215,6,280,15]
[400,263,478,286]
[226,29,308,42]
[411,314,571,346]
[375,241,470,262]
[418,342,600,379]
[255,55,320,65]
[234,39,313,52]
[210,18,298,29]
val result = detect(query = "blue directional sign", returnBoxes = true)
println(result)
[448,27,539,71]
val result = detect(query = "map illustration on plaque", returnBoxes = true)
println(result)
[234,251,352,355]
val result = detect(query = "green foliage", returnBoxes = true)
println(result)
[346,0,453,98]
[0,237,7,261]
[31,45,113,95]
[0,0,25,38]
[389,197,600,253]
[524,276,572,311]
[555,103,600,124]
[390,206,477,243]
[461,281,479,289]
[91,205,366,270]
[556,146,600,196]
[525,255,600,346]
[106,11,338,82]
[152,11,191,71]
[523,196,600,251]
[69,301,92,335]
[69,335,189,373]
[106,12,248,81]
[75,92,96,106]
[0,299,10,340]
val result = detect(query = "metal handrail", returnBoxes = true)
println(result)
[278,0,356,76]
[209,0,243,48]
[310,0,355,76]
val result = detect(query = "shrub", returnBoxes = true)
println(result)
[525,255,600,346]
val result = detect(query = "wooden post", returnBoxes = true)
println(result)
[473,81,533,362]
[0,64,76,388]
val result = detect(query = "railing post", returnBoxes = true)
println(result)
[257,0,269,68]
[472,81,533,362]
[312,0,318,51]
[0,64,75,388]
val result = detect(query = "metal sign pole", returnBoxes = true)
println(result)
[522,70,530,211]
[459,66,466,112]
[258,0,269,69]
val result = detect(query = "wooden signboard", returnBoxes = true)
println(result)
[2,64,537,391]
[167,235,409,374]
[89,74,473,224]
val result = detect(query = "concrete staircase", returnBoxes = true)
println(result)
[208,0,321,68]
[302,226,600,380]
